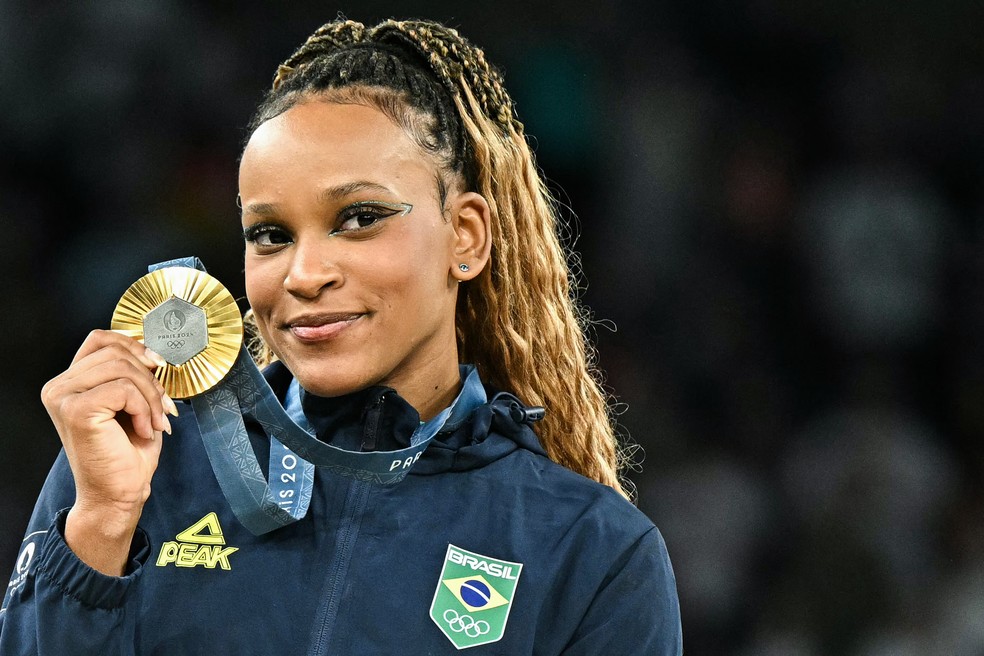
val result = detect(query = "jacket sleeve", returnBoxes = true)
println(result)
[561,526,683,656]
[0,451,149,656]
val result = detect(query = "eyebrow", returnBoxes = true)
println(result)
[242,180,395,217]
[320,180,392,202]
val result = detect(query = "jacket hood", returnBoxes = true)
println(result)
[262,361,547,475]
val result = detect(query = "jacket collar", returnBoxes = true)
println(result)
[263,362,535,455]
[263,363,545,473]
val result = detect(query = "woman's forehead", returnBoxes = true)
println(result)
[247,101,412,156]
[239,101,438,193]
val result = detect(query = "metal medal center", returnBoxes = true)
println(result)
[144,297,209,366]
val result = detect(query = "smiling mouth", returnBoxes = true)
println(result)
[284,313,364,342]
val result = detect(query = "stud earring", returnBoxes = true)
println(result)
[458,263,470,272]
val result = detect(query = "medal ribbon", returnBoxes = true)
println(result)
[149,258,486,535]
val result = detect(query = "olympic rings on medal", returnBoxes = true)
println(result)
[166,340,186,350]
[443,609,490,637]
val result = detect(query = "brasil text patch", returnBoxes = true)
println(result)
[430,544,523,649]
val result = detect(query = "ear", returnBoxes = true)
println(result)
[448,191,492,282]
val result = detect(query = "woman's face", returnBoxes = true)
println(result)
[239,100,476,414]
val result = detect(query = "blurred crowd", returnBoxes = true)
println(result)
[2,1,983,654]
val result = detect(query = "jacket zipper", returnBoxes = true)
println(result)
[307,479,372,656]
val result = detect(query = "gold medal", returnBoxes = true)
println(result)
[111,267,243,399]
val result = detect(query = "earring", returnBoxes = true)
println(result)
[458,263,470,272]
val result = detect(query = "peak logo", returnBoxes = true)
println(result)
[156,513,239,570]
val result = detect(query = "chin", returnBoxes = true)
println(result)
[282,356,382,399]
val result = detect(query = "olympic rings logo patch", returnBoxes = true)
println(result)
[166,339,185,349]
[430,544,523,648]
[443,609,490,638]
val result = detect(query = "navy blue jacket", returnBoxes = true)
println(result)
[1,365,682,655]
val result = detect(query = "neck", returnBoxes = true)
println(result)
[400,363,463,422]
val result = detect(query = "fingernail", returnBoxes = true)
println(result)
[145,348,167,368]
[162,414,172,436]
[163,395,179,417]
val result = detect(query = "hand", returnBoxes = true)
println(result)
[40,329,179,574]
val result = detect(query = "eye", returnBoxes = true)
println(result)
[243,224,293,252]
[333,201,412,235]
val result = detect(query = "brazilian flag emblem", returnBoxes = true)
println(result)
[430,544,523,649]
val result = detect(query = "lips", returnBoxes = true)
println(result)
[283,312,364,342]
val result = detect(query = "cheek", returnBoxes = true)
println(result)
[370,238,447,300]
[244,259,279,318]
[244,267,286,357]
[382,220,453,285]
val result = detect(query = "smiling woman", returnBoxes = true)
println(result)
[239,101,480,412]
[1,17,682,655]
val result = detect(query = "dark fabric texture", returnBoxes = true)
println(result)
[1,366,682,655]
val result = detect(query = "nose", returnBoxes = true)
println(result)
[283,237,343,299]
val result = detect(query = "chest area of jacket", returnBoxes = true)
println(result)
[136,500,546,654]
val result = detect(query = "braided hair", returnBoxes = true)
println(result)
[245,18,631,498]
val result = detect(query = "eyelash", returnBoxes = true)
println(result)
[336,202,405,233]
[242,201,411,252]
[242,224,290,248]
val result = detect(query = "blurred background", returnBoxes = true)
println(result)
[2,1,983,653]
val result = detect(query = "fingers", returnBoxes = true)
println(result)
[68,354,169,430]
[86,336,179,422]
[59,377,163,441]
[72,329,164,370]
[45,331,178,438]
[43,330,174,532]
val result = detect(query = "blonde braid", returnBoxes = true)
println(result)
[273,20,367,88]
[380,21,628,497]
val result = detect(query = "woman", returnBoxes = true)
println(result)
[1,18,681,654]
